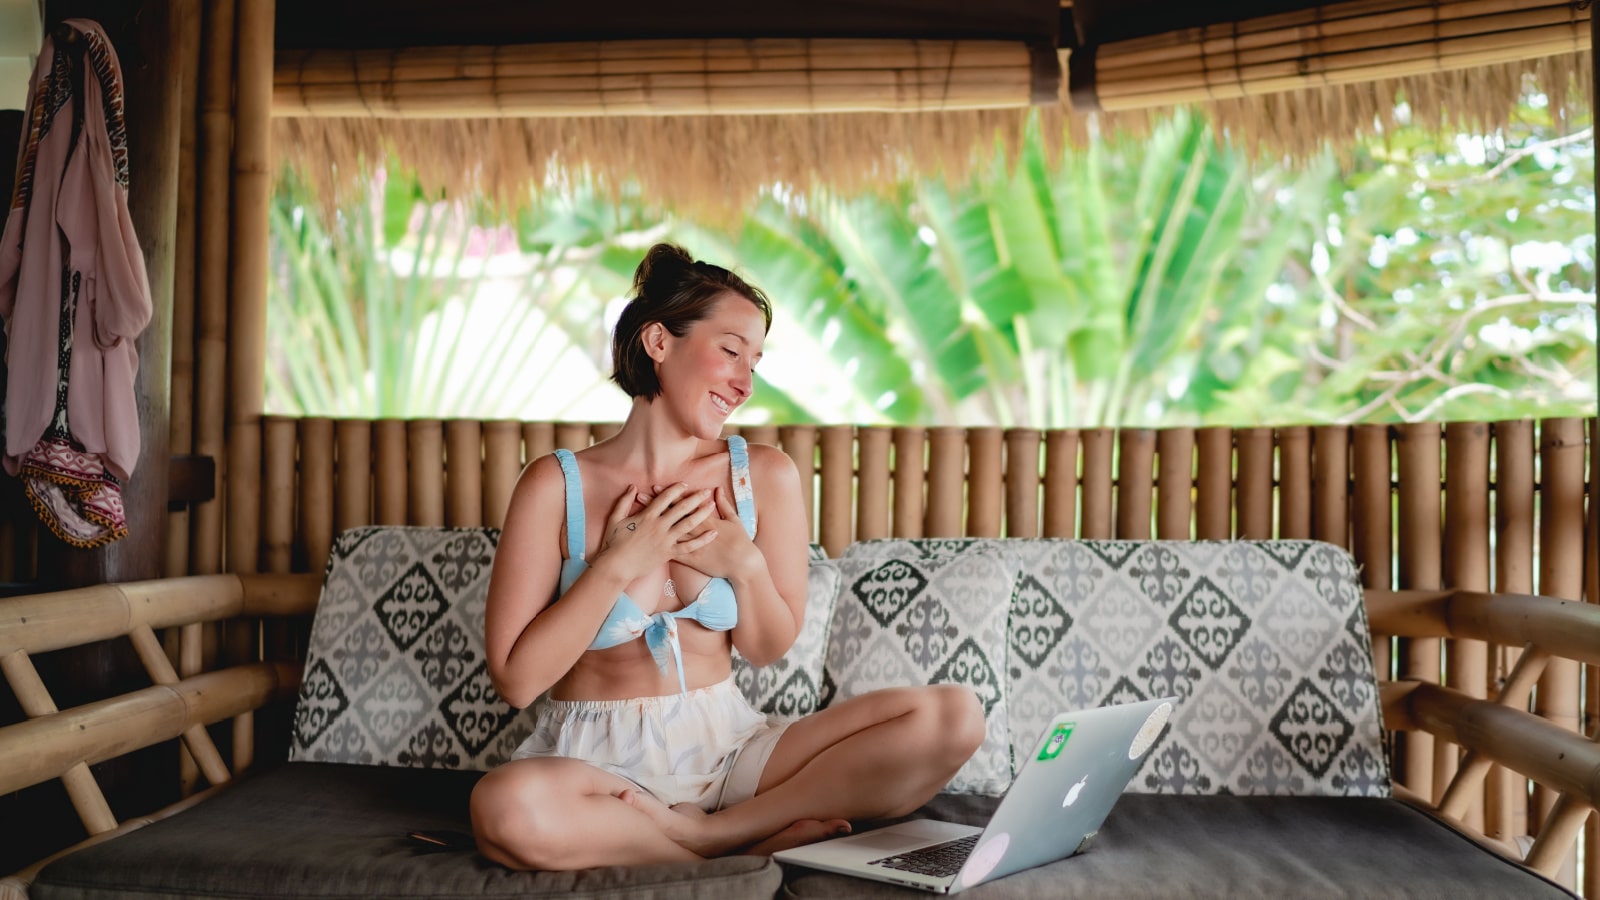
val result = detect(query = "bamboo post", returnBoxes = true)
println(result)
[127,626,231,788]
[0,651,117,834]
[779,426,818,540]
[925,428,967,537]
[444,420,484,527]
[226,0,274,574]
[165,1,203,579]
[591,422,622,442]
[1042,430,1079,538]
[892,428,926,539]
[737,425,779,447]
[1352,425,1393,680]
[1080,428,1114,539]
[554,423,591,451]
[260,419,295,574]
[373,421,407,525]
[1277,426,1311,540]
[855,427,892,542]
[1443,421,1490,830]
[1395,422,1442,801]
[1004,429,1042,538]
[1312,425,1350,548]
[521,422,555,463]
[334,419,373,533]
[189,0,234,579]
[1155,428,1195,540]
[482,421,523,529]
[1534,419,1585,843]
[1490,419,1535,844]
[818,426,855,556]
[1585,416,1599,900]
[297,418,334,573]
[1235,427,1274,538]
[1115,429,1155,540]
[407,421,446,527]
[967,428,1003,537]
[1195,427,1233,540]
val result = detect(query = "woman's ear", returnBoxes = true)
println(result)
[642,322,670,363]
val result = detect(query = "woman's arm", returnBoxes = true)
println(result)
[484,456,714,708]
[723,444,810,666]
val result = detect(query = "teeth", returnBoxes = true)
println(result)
[711,394,730,414]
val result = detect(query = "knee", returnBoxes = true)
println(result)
[924,684,987,763]
[470,768,564,870]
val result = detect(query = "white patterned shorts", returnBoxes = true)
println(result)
[510,676,790,811]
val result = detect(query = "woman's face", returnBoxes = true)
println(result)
[652,292,766,438]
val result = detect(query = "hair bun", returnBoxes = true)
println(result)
[632,242,695,302]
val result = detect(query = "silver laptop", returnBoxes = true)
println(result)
[773,696,1177,894]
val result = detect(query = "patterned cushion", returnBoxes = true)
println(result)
[732,559,842,721]
[290,526,534,770]
[843,539,1391,798]
[808,542,828,561]
[824,550,1019,796]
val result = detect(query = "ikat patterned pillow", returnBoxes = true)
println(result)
[290,526,535,771]
[732,559,842,721]
[844,539,1391,798]
[824,550,1020,796]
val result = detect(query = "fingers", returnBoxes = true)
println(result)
[714,486,737,520]
[676,528,718,554]
[606,484,638,527]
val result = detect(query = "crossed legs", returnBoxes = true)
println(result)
[471,683,985,869]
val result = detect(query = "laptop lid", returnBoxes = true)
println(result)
[948,696,1176,893]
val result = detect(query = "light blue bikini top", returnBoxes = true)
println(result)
[554,436,757,693]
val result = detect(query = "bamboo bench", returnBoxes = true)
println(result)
[1,534,1595,899]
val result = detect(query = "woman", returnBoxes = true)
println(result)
[471,243,985,869]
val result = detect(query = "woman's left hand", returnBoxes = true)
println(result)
[672,487,760,580]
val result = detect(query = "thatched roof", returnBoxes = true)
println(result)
[269,0,1594,211]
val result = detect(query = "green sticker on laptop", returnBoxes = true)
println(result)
[1038,722,1074,760]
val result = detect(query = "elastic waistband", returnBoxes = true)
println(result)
[542,675,740,712]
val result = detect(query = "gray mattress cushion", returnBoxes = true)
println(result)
[31,763,779,900]
[782,793,1576,899]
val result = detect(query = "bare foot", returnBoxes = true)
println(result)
[744,819,852,856]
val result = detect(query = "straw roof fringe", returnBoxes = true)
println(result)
[271,50,1591,214]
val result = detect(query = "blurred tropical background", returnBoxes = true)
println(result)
[266,97,1596,427]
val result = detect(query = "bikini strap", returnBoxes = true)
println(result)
[553,449,586,560]
[726,436,757,538]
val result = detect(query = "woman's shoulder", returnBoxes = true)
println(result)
[738,440,800,492]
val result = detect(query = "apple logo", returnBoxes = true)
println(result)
[1062,775,1088,807]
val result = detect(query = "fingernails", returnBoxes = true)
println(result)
[833,824,852,836]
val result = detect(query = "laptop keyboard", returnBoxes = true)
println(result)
[867,833,979,878]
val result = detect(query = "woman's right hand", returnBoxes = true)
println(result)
[591,483,718,582]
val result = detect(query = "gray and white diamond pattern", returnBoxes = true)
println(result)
[732,560,842,721]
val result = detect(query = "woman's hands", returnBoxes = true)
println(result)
[591,483,717,583]
[661,486,762,581]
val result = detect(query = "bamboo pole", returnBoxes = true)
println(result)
[226,0,274,575]
[261,418,296,574]
[165,0,204,579]
[407,421,446,527]
[967,428,1003,538]
[892,428,926,539]
[0,664,297,797]
[1363,591,1600,668]
[127,625,231,787]
[1115,429,1155,540]
[521,421,554,463]
[0,651,117,834]
[1524,795,1592,877]
[1585,416,1598,900]
[1079,429,1114,539]
[1235,428,1274,539]
[1353,426,1395,701]
[737,425,779,447]
[1042,430,1079,538]
[1005,429,1042,538]
[1533,419,1585,840]
[818,426,855,556]
[1195,428,1233,540]
[1277,427,1312,540]
[1439,646,1549,821]
[334,419,373,533]
[554,423,592,451]
[483,421,523,529]
[780,426,818,540]
[190,0,235,579]
[925,428,967,538]
[445,420,484,527]
[591,422,622,443]
[855,427,891,542]
[1443,421,1491,829]
[1395,422,1442,801]
[373,421,408,525]
[1311,425,1350,548]
[298,418,335,573]
[1155,428,1195,540]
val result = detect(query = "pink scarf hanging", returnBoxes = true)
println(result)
[0,20,152,548]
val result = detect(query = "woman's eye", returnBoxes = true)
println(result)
[724,348,738,359]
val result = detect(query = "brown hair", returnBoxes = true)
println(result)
[610,243,773,399]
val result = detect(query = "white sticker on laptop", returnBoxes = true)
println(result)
[960,832,1009,887]
[1127,701,1173,760]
